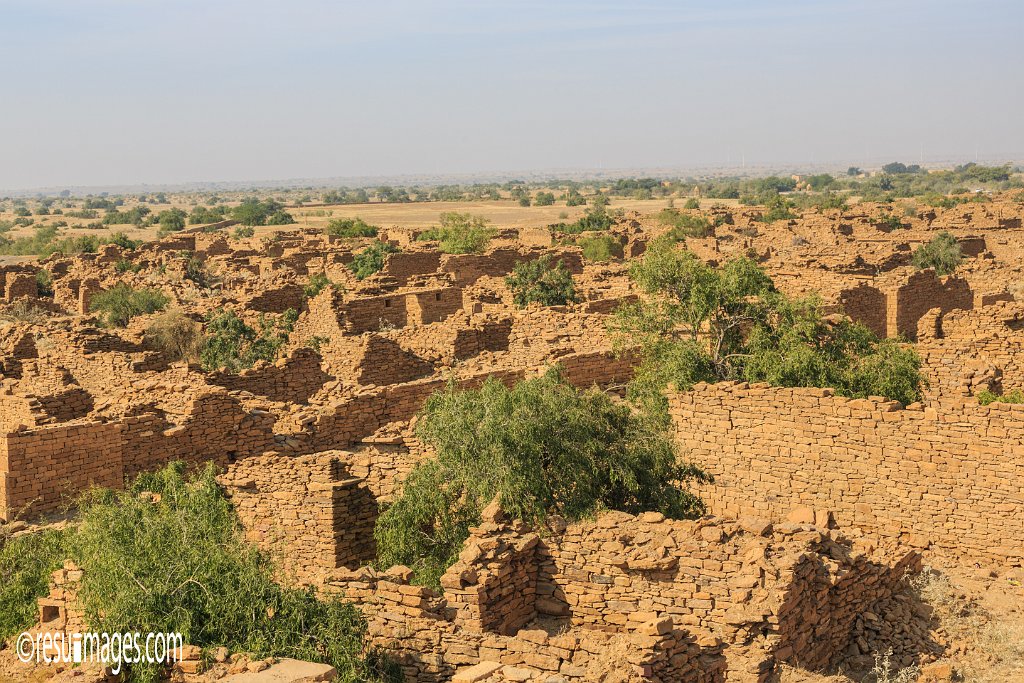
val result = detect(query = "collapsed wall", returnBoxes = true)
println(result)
[669,381,1024,564]
[326,507,919,682]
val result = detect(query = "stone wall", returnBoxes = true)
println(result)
[917,301,1024,403]
[669,382,1024,564]
[887,270,973,340]
[218,451,377,582]
[839,282,887,337]
[205,347,332,403]
[0,420,124,520]
[0,390,276,520]
[328,508,917,682]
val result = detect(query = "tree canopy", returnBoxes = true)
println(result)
[374,370,709,587]
[611,239,923,419]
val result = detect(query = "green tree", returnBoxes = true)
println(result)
[611,240,923,419]
[324,217,378,238]
[231,199,289,226]
[374,371,709,586]
[157,208,187,236]
[506,255,576,307]
[911,231,962,275]
[534,191,556,206]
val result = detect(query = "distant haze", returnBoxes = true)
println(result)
[1,0,1021,192]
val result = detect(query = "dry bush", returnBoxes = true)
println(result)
[868,649,920,683]
[0,299,50,323]
[144,309,203,363]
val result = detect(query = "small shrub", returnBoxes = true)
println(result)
[181,252,209,287]
[199,309,295,372]
[0,528,72,640]
[324,217,378,239]
[977,389,1024,405]
[304,273,339,298]
[556,206,614,234]
[306,336,330,353]
[874,213,905,231]
[35,269,53,297]
[417,213,493,254]
[232,225,254,239]
[578,235,622,262]
[682,198,700,210]
[89,285,169,327]
[70,463,398,683]
[114,259,142,274]
[759,195,797,222]
[144,309,203,363]
[506,255,576,307]
[348,241,399,280]
[656,208,713,239]
[911,231,962,275]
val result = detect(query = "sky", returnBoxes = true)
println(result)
[0,0,1022,191]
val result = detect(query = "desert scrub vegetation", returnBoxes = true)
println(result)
[144,309,204,363]
[374,370,710,587]
[576,234,623,262]
[758,195,798,223]
[231,199,294,227]
[156,208,188,236]
[304,272,342,298]
[35,269,53,297]
[554,206,615,234]
[324,216,378,239]
[0,227,139,257]
[0,527,73,640]
[912,231,963,275]
[612,239,923,420]
[977,388,1024,405]
[188,205,227,224]
[656,208,713,239]
[89,285,170,327]
[347,240,399,280]
[506,254,577,307]
[873,212,906,231]
[417,212,493,253]
[199,308,297,372]
[0,464,399,683]
[534,190,556,206]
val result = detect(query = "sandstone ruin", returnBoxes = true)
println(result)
[3,192,1024,682]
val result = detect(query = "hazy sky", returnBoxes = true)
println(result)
[1,0,1021,190]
